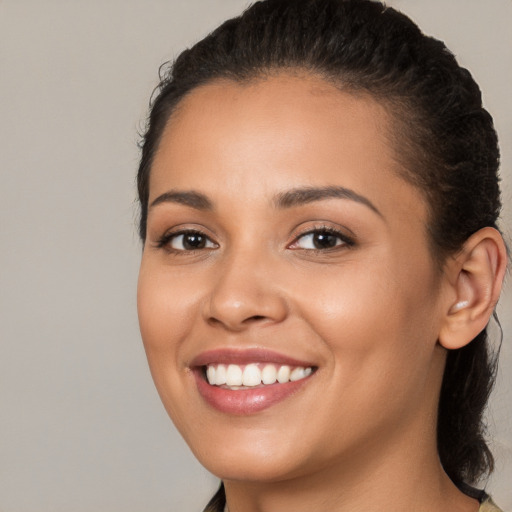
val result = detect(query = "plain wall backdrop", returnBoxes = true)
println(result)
[1,1,510,510]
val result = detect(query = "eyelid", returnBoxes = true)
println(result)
[288,224,355,251]
[155,227,219,252]
[151,222,355,254]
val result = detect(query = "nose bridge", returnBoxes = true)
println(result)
[204,243,288,331]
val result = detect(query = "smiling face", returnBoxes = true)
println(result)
[137,74,449,483]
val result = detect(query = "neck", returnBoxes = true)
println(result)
[223,417,479,512]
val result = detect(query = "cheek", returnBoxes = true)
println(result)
[138,261,196,346]
[137,263,204,429]
[295,255,440,385]
[136,261,199,400]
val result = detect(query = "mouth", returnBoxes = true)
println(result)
[204,362,314,389]
[190,349,317,415]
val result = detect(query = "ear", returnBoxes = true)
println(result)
[439,227,507,350]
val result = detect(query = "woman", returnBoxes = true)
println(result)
[136,0,508,510]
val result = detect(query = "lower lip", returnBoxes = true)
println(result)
[193,370,312,415]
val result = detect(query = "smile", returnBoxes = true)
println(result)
[205,363,313,389]
[191,349,317,414]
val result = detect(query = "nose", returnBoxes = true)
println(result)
[202,250,288,332]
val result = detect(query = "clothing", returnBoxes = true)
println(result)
[479,496,503,512]
[202,483,504,512]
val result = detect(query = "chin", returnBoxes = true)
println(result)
[185,428,310,483]
[202,456,303,484]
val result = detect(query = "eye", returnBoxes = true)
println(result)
[157,230,218,252]
[290,228,354,251]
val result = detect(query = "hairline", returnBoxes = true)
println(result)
[143,67,446,270]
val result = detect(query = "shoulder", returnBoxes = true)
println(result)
[479,496,504,512]
[457,482,504,512]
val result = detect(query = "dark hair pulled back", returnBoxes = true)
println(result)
[137,0,503,486]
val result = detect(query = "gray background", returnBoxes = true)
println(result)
[1,1,510,510]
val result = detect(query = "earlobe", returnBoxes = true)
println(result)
[439,227,507,350]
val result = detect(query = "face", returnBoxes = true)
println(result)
[137,74,448,483]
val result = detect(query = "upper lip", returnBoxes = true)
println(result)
[190,348,316,368]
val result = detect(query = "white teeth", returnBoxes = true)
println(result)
[290,367,307,381]
[290,366,312,381]
[226,364,243,386]
[242,364,261,387]
[261,364,277,385]
[214,364,227,385]
[206,365,216,384]
[205,363,313,387]
[277,365,291,383]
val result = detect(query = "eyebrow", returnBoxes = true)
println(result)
[149,185,382,217]
[150,190,213,210]
[274,186,382,217]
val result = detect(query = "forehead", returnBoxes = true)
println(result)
[163,74,392,163]
[150,73,426,223]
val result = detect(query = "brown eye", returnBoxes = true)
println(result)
[294,230,348,250]
[311,232,340,249]
[167,231,217,251]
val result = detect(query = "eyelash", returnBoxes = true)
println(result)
[290,225,355,252]
[155,225,355,254]
[156,229,217,253]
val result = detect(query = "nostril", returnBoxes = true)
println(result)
[207,314,269,330]
[204,293,288,331]
[245,315,266,322]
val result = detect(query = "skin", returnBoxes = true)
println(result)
[137,74,481,512]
